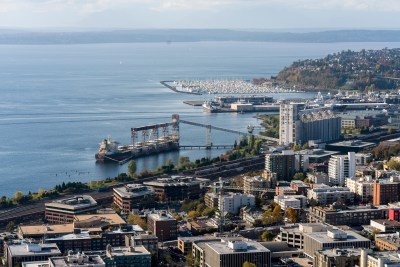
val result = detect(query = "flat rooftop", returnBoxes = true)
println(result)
[296,149,339,158]
[108,246,150,257]
[375,233,400,247]
[372,219,400,228]
[74,213,125,226]
[9,243,61,257]
[50,253,105,266]
[148,212,176,222]
[313,205,389,213]
[22,261,49,267]
[19,224,74,237]
[206,240,270,255]
[45,195,97,210]
[368,251,400,264]
[113,184,154,199]
[144,176,209,186]
[317,248,361,257]
[328,140,375,148]
[303,230,370,244]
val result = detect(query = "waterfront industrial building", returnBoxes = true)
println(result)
[279,103,341,146]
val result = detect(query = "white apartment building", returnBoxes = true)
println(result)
[328,152,356,185]
[345,176,374,203]
[307,186,354,206]
[280,103,305,145]
[274,195,307,210]
[208,192,255,215]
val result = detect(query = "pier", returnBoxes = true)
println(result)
[179,145,234,150]
[160,81,202,95]
[97,114,278,164]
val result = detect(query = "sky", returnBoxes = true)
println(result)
[0,0,400,29]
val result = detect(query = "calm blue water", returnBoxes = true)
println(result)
[1,41,399,197]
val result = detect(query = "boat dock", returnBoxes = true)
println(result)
[160,81,202,95]
[183,101,204,106]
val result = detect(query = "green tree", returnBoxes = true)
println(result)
[37,188,46,198]
[201,207,216,217]
[387,159,400,171]
[6,221,15,232]
[272,205,283,224]
[239,135,248,147]
[293,144,300,151]
[293,172,304,181]
[179,156,190,166]
[243,261,257,267]
[127,213,147,230]
[186,253,194,266]
[127,160,137,178]
[248,134,255,150]
[286,207,299,223]
[301,143,310,150]
[187,210,199,219]
[308,198,318,207]
[260,230,274,241]
[14,191,23,203]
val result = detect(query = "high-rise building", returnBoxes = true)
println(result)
[279,102,341,145]
[265,150,296,181]
[280,102,304,145]
[328,152,356,185]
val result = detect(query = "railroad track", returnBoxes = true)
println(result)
[0,155,265,226]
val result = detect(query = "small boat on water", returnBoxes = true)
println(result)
[202,100,219,112]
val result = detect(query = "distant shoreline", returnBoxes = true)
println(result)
[1,29,400,45]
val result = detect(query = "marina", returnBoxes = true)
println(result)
[162,79,300,95]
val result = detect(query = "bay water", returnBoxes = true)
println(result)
[0,41,399,197]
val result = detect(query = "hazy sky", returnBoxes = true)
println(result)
[1,0,400,29]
